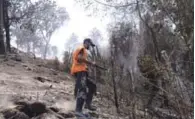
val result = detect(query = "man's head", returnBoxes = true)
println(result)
[83,38,95,50]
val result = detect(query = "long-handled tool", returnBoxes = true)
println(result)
[94,64,107,71]
[92,46,97,84]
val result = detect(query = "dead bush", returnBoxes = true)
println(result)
[45,57,60,70]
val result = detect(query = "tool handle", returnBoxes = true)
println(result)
[94,64,107,70]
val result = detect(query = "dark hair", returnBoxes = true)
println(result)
[83,38,95,47]
[83,38,91,43]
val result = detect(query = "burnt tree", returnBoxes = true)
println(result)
[0,0,5,54]
[3,0,11,52]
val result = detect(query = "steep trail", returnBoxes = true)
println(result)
[0,55,128,119]
[0,58,77,118]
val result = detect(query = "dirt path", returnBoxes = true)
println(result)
[0,58,129,119]
[0,59,77,118]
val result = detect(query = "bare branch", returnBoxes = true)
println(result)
[135,0,160,63]
[93,0,137,8]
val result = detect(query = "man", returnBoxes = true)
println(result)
[71,38,97,116]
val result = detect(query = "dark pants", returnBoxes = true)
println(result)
[73,71,96,112]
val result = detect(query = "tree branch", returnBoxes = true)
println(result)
[135,0,160,63]
[93,0,137,8]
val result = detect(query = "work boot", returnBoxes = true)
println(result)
[84,104,97,111]
[75,111,86,118]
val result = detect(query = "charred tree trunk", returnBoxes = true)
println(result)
[0,0,5,54]
[43,42,49,59]
[136,0,160,63]
[111,49,119,113]
[32,42,35,54]
[43,36,51,59]
[3,0,10,52]
[27,42,30,53]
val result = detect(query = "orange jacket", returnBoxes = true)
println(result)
[70,45,88,75]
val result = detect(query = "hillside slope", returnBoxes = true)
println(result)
[0,53,126,119]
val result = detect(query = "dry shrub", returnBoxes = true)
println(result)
[45,57,60,70]
[58,63,67,72]
[138,55,160,79]
[62,51,72,73]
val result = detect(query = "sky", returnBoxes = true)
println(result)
[50,0,109,60]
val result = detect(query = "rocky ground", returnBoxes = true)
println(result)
[0,53,127,119]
